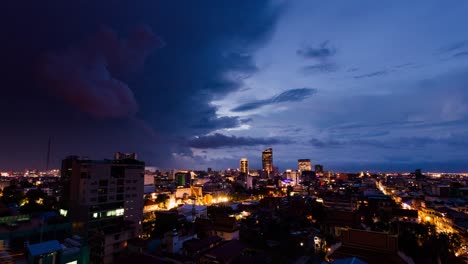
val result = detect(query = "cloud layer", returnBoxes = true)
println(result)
[231,87,317,112]
[188,133,290,149]
[38,25,162,118]
[0,0,283,170]
[297,41,336,59]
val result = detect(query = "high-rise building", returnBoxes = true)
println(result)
[315,164,324,174]
[415,169,424,180]
[61,154,144,264]
[240,158,249,174]
[298,159,312,171]
[262,148,273,175]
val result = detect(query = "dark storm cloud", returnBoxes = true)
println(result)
[297,41,336,59]
[231,88,317,112]
[0,1,283,169]
[188,133,290,149]
[353,70,388,79]
[38,25,162,118]
[301,62,339,74]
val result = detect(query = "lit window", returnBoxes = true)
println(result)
[116,208,124,216]
[93,213,98,218]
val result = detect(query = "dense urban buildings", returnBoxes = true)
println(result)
[2,153,468,263]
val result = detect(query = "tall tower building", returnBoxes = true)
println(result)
[298,159,312,171]
[262,148,273,175]
[61,154,144,264]
[240,158,249,174]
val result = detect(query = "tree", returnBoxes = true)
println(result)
[19,189,49,214]
[1,186,25,206]
[25,189,47,203]
[286,185,293,201]
[155,194,169,207]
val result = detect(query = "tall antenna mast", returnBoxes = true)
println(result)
[46,137,51,172]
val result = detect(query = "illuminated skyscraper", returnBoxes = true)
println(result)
[298,159,312,171]
[240,158,249,174]
[262,148,273,175]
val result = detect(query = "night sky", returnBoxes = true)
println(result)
[2,1,468,172]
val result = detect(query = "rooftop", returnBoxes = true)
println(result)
[330,246,406,264]
[203,240,246,263]
[27,240,62,257]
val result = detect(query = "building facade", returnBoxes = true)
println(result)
[114,152,137,160]
[262,148,273,176]
[61,155,144,264]
[298,159,312,171]
[239,158,249,174]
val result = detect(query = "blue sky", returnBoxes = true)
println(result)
[1,1,468,172]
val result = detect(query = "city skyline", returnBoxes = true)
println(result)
[2,1,468,172]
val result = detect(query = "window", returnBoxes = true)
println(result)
[99,180,108,187]
[98,196,107,203]
[111,166,125,178]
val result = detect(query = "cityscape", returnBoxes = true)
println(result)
[1,151,468,263]
[2,1,468,264]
